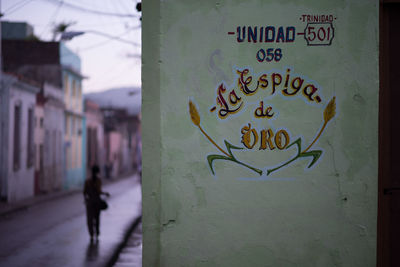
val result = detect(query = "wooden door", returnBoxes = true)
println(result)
[378,2,400,266]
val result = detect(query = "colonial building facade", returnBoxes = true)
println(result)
[85,99,105,175]
[2,38,86,192]
[41,82,65,192]
[61,44,86,189]
[0,74,39,202]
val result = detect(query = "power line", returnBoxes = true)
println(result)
[116,0,131,15]
[4,0,28,13]
[96,0,119,39]
[109,0,128,31]
[3,0,35,16]
[75,29,140,47]
[42,0,138,18]
[110,0,123,15]
[39,0,64,38]
[55,0,104,11]
[30,21,131,27]
[79,26,140,51]
[85,61,137,91]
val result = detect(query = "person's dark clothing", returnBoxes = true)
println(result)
[84,178,103,238]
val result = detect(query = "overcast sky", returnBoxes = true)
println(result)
[2,0,141,93]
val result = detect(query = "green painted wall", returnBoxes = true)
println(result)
[143,0,379,266]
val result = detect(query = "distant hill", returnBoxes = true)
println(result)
[84,87,141,115]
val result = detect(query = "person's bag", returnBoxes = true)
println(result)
[100,198,108,210]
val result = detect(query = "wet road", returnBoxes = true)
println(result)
[0,175,142,267]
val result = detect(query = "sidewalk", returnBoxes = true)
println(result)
[0,173,142,267]
[111,219,142,267]
[0,172,136,217]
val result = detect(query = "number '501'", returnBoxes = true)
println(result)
[256,48,283,62]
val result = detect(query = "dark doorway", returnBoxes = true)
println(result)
[378,2,400,266]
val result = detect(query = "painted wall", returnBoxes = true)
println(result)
[60,42,81,72]
[42,83,64,191]
[143,0,379,266]
[62,67,85,189]
[63,71,83,112]
[2,75,39,202]
[105,131,122,178]
[85,100,105,174]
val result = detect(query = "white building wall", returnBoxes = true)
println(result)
[5,76,39,202]
[43,106,64,191]
[43,83,64,192]
[107,131,122,178]
[85,104,105,174]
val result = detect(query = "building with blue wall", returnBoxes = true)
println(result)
[60,43,87,189]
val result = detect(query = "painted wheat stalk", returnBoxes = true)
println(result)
[303,96,336,153]
[189,101,230,157]
[189,100,262,175]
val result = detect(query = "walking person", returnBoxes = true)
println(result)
[84,165,110,242]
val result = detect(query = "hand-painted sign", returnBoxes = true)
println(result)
[228,14,336,62]
[189,15,337,177]
[189,67,336,177]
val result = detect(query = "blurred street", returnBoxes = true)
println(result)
[113,221,142,267]
[0,174,141,267]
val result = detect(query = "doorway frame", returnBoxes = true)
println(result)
[378,1,400,266]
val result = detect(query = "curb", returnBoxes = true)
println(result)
[0,188,81,218]
[0,171,139,218]
[105,215,142,267]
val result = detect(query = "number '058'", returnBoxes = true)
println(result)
[256,48,283,62]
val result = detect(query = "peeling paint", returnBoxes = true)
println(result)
[195,186,207,207]
[353,93,366,105]
[357,224,367,236]
[162,219,176,228]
